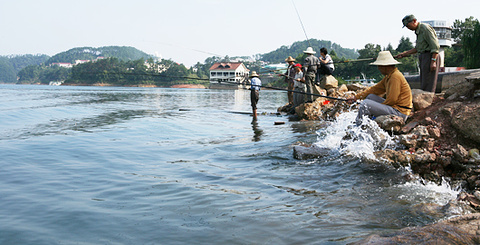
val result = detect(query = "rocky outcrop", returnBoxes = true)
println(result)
[353,213,480,244]
[284,72,480,241]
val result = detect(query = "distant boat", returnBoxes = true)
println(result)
[49,81,64,86]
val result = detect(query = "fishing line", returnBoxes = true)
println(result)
[143,40,224,57]
[292,0,312,48]
[218,80,347,102]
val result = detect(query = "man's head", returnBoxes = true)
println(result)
[294,63,302,71]
[285,56,295,65]
[402,14,418,30]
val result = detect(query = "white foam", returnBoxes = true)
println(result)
[314,111,395,160]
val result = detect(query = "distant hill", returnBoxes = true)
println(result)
[46,46,153,65]
[0,54,50,83]
[260,39,358,63]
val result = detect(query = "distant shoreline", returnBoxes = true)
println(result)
[2,83,207,89]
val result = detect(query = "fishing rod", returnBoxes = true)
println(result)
[218,80,347,102]
[333,57,375,64]
[292,0,312,48]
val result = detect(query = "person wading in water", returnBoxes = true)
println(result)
[249,71,262,120]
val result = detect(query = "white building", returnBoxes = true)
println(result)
[424,20,453,70]
[209,62,250,89]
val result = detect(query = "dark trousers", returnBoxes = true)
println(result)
[250,90,259,110]
[419,53,440,92]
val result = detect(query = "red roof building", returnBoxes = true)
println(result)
[209,62,250,89]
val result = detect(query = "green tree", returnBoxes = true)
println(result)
[0,57,17,83]
[452,16,478,43]
[461,18,480,68]
[396,36,414,53]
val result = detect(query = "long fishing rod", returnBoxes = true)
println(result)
[333,57,375,64]
[292,0,312,48]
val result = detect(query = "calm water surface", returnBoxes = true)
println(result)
[0,85,458,244]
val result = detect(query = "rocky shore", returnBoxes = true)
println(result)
[279,73,480,243]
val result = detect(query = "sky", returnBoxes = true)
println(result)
[0,0,479,67]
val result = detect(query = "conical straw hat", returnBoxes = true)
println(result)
[250,71,259,77]
[370,51,401,66]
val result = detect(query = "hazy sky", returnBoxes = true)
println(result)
[0,0,478,66]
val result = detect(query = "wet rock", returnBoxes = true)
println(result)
[398,133,417,148]
[373,149,411,168]
[353,213,480,244]
[293,144,330,160]
[412,89,435,110]
[412,149,436,164]
[374,115,405,134]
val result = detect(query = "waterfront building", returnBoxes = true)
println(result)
[424,20,453,71]
[209,62,250,89]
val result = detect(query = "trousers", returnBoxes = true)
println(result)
[355,94,408,125]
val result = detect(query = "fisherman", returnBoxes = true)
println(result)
[318,47,335,79]
[302,47,320,103]
[395,14,440,92]
[249,71,262,120]
[346,51,412,126]
[292,63,305,109]
[284,56,296,105]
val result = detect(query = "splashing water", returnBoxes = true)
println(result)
[314,109,462,209]
[314,110,396,160]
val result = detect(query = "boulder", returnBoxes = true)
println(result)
[412,89,435,110]
[320,75,338,90]
[451,102,480,144]
[346,83,367,91]
[293,144,330,160]
[374,114,405,134]
[353,213,480,244]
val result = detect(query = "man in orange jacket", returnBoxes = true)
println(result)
[347,51,413,125]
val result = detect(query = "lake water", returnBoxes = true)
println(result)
[0,84,460,244]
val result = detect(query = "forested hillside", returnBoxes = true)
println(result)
[0,54,50,83]
[46,46,153,65]
[261,39,358,63]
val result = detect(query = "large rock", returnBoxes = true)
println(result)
[320,75,338,90]
[451,102,480,144]
[412,89,435,110]
[293,144,330,159]
[346,83,367,91]
[374,115,405,134]
[353,213,480,244]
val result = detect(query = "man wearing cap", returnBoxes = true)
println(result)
[302,47,320,103]
[284,56,296,105]
[347,51,413,126]
[249,71,262,120]
[395,14,440,92]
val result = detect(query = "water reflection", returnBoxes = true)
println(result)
[251,120,263,142]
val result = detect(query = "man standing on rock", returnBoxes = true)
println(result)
[347,51,413,125]
[284,56,296,105]
[302,47,320,103]
[395,14,440,93]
